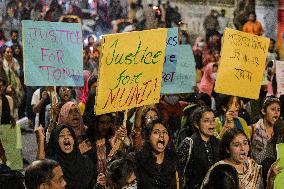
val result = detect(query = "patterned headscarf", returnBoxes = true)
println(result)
[58,101,86,143]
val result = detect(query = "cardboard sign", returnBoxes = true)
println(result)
[161,45,196,94]
[276,61,284,95]
[95,29,167,115]
[22,20,84,86]
[214,28,270,99]
[0,125,23,170]
[162,27,178,89]
[275,143,284,189]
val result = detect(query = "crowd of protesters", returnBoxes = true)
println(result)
[0,0,283,189]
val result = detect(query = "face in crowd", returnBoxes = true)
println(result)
[58,128,75,154]
[47,166,67,189]
[262,98,281,126]
[98,114,113,137]
[144,110,158,125]
[59,87,72,102]
[224,97,240,120]
[227,133,249,165]
[66,104,80,128]
[248,13,256,22]
[11,31,18,43]
[4,47,13,61]
[196,110,216,141]
[149,123,169,154]
[122,172,137,189]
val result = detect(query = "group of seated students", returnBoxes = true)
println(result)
[11,92,280,189]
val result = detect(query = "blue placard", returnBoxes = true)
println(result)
[161,27,178,89]
[161,45,196,94]
[22,20,84,86]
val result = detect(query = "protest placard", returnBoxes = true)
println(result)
[95,29,167,115]
[161,45,196,94]
[166,27,179,48]
[275,143,284,189]
[214,28,270,99]
[275,60,284,95]
[22,20,84,86]
[0,125,23,170]
[161,27,178,91]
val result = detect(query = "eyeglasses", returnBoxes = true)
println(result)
[145,115,158,120]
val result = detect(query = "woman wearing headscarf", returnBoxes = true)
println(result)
[58,101,87,143]
[46,124,95,189]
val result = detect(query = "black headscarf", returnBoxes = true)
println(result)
[46,124,94,189]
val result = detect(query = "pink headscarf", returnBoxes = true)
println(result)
[58,101,86,143]
[75,70,91,103]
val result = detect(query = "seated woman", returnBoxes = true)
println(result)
[215,94,251,139]
[178,106,220,189]
[135,119,177,189]
[46,124,95,189]
[203,128,281,189]
[251,96,282,187]
[201,164,239,189]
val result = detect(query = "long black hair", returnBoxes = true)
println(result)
[203,164,239,189]
[106,151,136,189]
[141,119,176,163]
[85,113,115,142]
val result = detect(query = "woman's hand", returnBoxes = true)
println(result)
[35,126,45,143]
[117,126,127,140]
[267,159,282,189]
[225,111,234,124]
[268,159,282,179]
[79,139,92,154]
[97,173,106,187]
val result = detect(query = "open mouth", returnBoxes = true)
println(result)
[239,152,247,160]
[72,117,79,122]
[208,127,215,133]
[272,116,279,122]
[157,140,165,149]
[63,140,72,150]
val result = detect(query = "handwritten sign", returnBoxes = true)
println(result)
[0,125,23,170]
[161,45,196,94]
[22,20,84,86]
[166,27,179,47]
[276,61,284,95]
[95,29,167,115]
[162,28,178,88]
[214,28,269,99]
[275,143,284,189]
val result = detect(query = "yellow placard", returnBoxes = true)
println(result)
[215,28,270,99]
[95,29,167,115]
